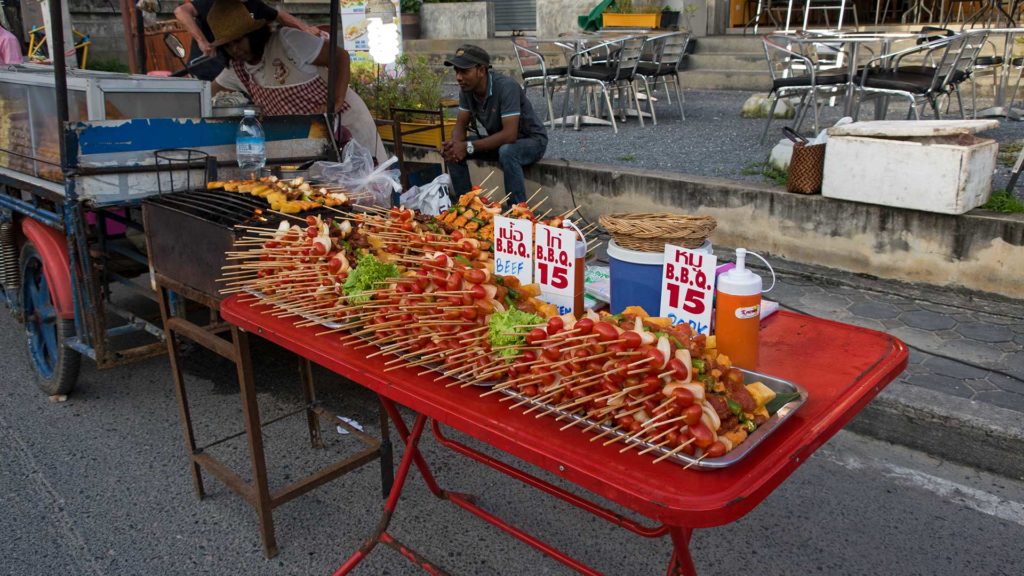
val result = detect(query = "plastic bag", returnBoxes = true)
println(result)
[399,173,452,216]
[310,139,401,210]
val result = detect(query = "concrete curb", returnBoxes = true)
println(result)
[850,382,1024,481]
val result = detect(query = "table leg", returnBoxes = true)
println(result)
[666,527,698,576]
[297,358,325,449]
[378,397,394,498]
[976,31,1024,121]
[379,400,445,498]
[158,286,206,500]
[333,413,450,576]
[233,327,278,559]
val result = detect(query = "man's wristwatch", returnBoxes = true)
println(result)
[466,141,475,156]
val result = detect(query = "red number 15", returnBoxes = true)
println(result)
[666,283,704,314]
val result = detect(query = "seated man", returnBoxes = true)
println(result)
[206,0,387,165]
[442,45,547,207]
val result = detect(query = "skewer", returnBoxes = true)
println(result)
[478,170,496,188]
[681,450,709,469]
[636,438,672,456]
[654,438,697,464]
[589,425,622,442]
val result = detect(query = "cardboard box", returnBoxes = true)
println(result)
[822,120,999,214]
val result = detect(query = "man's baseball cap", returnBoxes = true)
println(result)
[444,44,491,69]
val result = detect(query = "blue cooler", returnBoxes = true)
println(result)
[607,239,712,315]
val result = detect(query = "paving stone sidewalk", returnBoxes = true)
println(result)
[733,254,1024,479]
[764,262,1024,412]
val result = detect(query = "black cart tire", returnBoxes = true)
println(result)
[20,242,81,396]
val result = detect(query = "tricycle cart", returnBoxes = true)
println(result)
[0,2,341,396]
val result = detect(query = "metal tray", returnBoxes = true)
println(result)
[241,290,806,469]
[498,367,807,470]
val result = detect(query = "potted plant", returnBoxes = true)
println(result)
[400,0,421,40]
[660,5,681,29]
[602,0,661,29]
[350,54,453,147]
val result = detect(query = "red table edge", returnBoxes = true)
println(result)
[221,298,908,529]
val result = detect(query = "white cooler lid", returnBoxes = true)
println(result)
[607,238,711,265]
[827,119,999,138]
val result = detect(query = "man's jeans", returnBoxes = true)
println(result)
[448,137,547,207]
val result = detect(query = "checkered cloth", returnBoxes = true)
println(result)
[231,60,328,116]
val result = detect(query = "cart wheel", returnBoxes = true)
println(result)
[20,242,80,396]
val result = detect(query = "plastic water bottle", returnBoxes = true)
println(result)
[236,109,266,171]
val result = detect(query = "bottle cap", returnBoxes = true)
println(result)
[243,109,256,116]
[718,248,762,297]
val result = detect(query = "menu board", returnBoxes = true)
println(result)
[340,0,369,52]
[660,244,717,335]
[493,215,533,286]
[534,223,578,316]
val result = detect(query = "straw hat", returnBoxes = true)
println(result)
[208,0,267,47]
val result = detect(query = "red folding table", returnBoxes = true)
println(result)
[221,296,907,575]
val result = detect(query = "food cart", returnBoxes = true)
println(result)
[0,2,339,395]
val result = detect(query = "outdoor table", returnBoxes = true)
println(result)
[780,31,924,118]
[220,297,907,575]
[973,28,1024,121]
[534,32,641,129]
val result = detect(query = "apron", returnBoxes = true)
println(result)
[231,58,353,150]
[230,59,328,116]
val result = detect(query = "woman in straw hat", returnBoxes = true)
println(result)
[207,0,387,164]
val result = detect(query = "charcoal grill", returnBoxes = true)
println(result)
[143,188,390,559]
[143,190,285,303]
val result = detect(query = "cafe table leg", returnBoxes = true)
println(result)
[666,526,698,576]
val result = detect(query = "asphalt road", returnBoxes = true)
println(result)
[2,306,1023,576]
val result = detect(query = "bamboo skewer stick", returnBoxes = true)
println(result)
[656,439,698,465]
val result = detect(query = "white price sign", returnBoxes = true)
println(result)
[534,223,577,315]
[492,215,533,286]
[660,244,717,334]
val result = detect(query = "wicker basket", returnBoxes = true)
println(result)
[599,213,717,252]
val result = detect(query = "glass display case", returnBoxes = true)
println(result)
[0,67,211,183]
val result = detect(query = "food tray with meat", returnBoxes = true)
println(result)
[499,367,807,470]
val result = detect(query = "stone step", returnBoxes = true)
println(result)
[688,35,765,54]
[684,53,766,71]
[682,69,771,91]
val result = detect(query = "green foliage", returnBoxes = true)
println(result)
[89,58,130,73]
[741,162,787,186]
[617,153,636,161]
[981,190,1024,213]
[400,0,421,13]
[349,54,445,120]
[609,0,661,13]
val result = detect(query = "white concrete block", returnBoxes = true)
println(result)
[822,131,997,215]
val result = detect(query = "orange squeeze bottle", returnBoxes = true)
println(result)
[714,248,763,369]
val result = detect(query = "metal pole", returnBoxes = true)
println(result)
[327,0,342,118]
[48,0,69,171]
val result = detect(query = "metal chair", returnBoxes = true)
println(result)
[802,0,858,29]
[761,35,851,144]
[855,30,988,120]
[512,37,567,127]
[563,35,647,133]
[635,31,691,123]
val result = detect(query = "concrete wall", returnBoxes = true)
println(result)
[400,149,1024,299]
[421,2,493,40]
[536,0,589,39]
[537,0,710,38]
